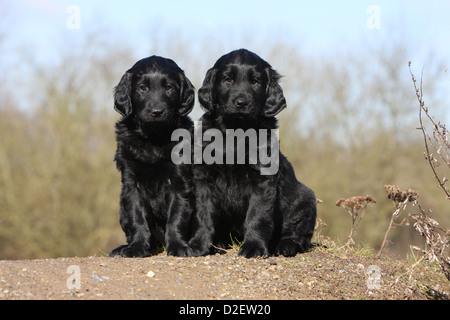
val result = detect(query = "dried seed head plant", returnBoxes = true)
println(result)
[313,217,328,247]
[377,185,418,257]
[385,185,419,204]
[336,195,377,249]
[392,192,449,283]
[409,204,450,281]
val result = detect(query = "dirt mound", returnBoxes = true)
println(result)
[0,249,448,300]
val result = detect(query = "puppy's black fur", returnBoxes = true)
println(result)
[189,49,317,258]
[109,56,195,258]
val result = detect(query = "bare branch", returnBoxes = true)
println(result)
[409,62,450,199]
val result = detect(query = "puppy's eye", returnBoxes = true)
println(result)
[251,79,260,85]
[138,84,148,92]
[165,84,173,91]
[224,77,233,84]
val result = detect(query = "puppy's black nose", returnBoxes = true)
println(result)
[235,98,249,108]
[151,109,164,117]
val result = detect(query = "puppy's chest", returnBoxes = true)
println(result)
[136,159,177,183]
[122,143,179,188]
[135,166,181,208]
[206,165,261,198]
[138,173,173,195]
[127,142,171,164]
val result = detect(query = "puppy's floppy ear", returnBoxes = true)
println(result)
[178,73,195,117]
[198,67,217,112]
[264,68,287,117]
[114,72,133,117]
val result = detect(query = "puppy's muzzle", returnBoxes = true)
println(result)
[234,95,250,109]
[150,107,164,118]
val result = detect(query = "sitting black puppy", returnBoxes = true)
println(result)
[109,56,195,258]
[189,49,317,258]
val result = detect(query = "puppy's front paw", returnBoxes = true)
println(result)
[108,243,150,258]
[276,239,298,257]
[109,245,128,257]
[166,244,194,257]
[238,240,269,258]
[188,236,213,256]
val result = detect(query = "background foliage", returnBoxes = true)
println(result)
[0,5,448,259]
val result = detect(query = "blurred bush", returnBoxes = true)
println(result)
[0,28,448,259]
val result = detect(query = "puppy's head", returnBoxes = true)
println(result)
[114,56,195,128]
[198,49,286,119]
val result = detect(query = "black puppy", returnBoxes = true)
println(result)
[109,56,195,258]
[189,49,317,258]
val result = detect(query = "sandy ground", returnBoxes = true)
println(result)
[0,249,448,300]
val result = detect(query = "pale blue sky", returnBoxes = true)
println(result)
[2,0,449,123]
[5,0,450,62]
